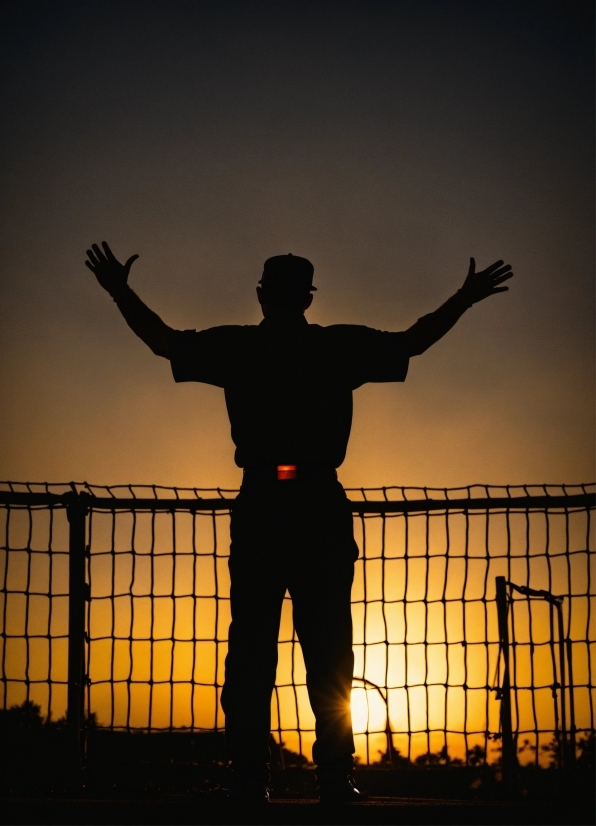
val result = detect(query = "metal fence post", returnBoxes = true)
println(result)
[66,490,89,771]
[565,636,577,767]
[495,576,517,794]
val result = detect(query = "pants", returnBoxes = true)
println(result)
[220,473,359,780]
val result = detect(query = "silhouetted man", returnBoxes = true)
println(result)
[84,243,512,802]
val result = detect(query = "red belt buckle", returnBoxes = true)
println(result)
[277,464,297,481]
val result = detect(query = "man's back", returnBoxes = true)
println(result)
[169,313,409,468]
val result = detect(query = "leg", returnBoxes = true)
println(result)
[220,497,286,782]
[288,482,358,774]
[290,557,356,774]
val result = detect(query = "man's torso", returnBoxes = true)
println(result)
[170,315,409,468]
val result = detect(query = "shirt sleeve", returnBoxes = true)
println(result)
[169,327,238,387]
[331,325,410,389]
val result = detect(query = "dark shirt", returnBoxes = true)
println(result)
[170,314,409,468]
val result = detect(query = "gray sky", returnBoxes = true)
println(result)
[1,0,593,490]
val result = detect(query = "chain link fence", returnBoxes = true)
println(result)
[1,481,594,768]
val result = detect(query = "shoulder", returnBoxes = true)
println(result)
[169,325,259,386]
[314,325,409,387]
[196,324,259,336]
[322,324,378,335]
[318,324,405,343]
[170,325,258,365]
[172,324,258,345]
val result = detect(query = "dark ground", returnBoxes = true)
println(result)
[2,795,594,825]
[1,719,594,825]
[3,768,594,826]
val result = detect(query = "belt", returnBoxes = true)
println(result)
[242,464,338,483]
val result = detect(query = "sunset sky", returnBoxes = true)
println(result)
[1,0,594,491]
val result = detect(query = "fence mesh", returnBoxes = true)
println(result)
[1,481,594,767]
[0,483,71,723]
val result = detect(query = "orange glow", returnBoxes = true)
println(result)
[277,465,298,480]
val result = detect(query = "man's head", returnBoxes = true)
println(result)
[257,254,316,315]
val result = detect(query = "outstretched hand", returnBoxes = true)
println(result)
[459,258,513,305]
[85,242,139,296]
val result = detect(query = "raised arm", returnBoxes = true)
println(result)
[85,242,174,358]
[402,257,513,357]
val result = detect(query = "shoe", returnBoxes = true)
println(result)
[226,786,270,804]
[317,774,367,803]
[226,773,271,804]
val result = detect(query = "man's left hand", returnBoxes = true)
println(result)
[459,258,513,305]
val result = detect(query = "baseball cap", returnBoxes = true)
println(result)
[259,254,317,291]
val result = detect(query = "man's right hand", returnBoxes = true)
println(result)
[83,241,174,358]
[85,241,139,297]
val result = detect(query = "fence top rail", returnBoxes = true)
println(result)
[0,489,593,514]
